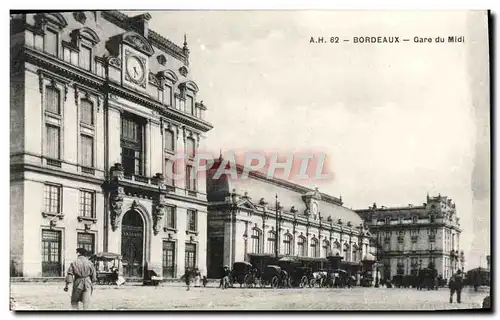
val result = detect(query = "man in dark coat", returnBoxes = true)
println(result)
[64,248,97,310]
[449,270,464,303]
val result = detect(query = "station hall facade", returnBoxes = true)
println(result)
[206,159,377,279]
[10,11,213,278]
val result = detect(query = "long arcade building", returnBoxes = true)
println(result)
[206,158,377,278]
[10,11,213,278]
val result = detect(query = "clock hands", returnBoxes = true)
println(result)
[133,66,139,77]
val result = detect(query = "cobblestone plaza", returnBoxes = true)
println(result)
[11,282,486,310]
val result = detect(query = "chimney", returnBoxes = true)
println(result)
[128,13,152,38]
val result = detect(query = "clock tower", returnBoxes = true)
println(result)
[117,31,155,91]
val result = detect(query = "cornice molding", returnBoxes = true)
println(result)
[22,46,213,133]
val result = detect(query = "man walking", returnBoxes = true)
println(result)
[449,269,464,303]
[64,248,97,310]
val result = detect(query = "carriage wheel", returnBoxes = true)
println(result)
[271,276,279,288]
[300,276,308,288]
[309,279,316,288]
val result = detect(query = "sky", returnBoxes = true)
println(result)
[135,10,490,269]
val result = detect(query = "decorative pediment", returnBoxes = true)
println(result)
[179,80,199,93]
[35,13,68,30]
[122,31,155,56]
[71,27,100,46]
[158,69,178,84]
[237,199,257,211]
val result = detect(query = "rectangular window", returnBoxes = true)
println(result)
[185,243,196,270]
[42,230,62,277]
[187,209,197,232]
[164,85,172,106]
[162,241,175,278]
[70,50,79,66]
[80,135,94,167]
[80,45,92,71]
[165,159,175,186]
[79,190,94,218]
[77,232,95,255]
[80,99,94,125]
[283,236,292,255]
[45,87,60,114]
[185,165,196,191]
[186,138,196,158]
[165,206,176,229]
[46,124,60,159]
[121,114,143,176]
[44,184,61,213]
[44,29,58,56]
[186,95,194,115]
[164,130,175,151]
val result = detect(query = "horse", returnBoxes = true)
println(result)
[312,271,328,287]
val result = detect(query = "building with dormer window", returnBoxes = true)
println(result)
[355,194,463,281]
[206,158,376,279]
[10,11,213,279]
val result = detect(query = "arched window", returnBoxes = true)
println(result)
[352,244,359,263]
[322,240,330,258]
[251,228,262,254]
[297,236,307,257]
[283,234,292,255]
[267,231,276,254]
[45,86,60,114]
[310,238,319,258]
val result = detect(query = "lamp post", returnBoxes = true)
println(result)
[375,232,380,287]
[274,194,281,259]
[459,250,465,273]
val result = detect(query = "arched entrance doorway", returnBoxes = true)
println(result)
[121,210,144,277]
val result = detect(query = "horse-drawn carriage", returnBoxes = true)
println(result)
[261,265,288,288]
[232,261,259,288]
[90,252,123,285]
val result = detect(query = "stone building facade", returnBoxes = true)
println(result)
[206,158,376,278]
[10,11,213,278]
[355,194,462,281]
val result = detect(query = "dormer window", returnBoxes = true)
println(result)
[63,27,100,72]
[44,28,58,56]
[80,45,92,71]
[385,217,391,225]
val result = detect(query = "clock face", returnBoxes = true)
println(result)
[126,55,145,83]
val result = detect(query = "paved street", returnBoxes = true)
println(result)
[10,282,487,311]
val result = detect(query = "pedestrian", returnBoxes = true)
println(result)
[221,265,230,289]
[194,267,201,287]
[182,267,192,291]
[449,270,464,303]
[63,248,97,310]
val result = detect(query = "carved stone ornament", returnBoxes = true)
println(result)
[179,65,188,77]
[73,12,87,24]
[107,57,122,69]
[157,54,167,65]
[109,186,124,231]
[110,163,124,181]
[148,72,160,87]
[152,203,165,235]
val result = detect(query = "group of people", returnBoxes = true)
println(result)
[181,267,208,291]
